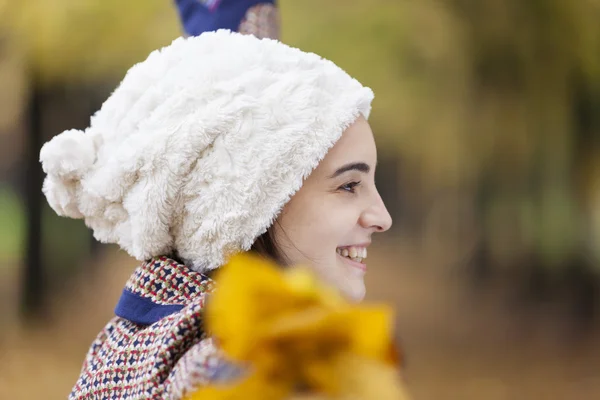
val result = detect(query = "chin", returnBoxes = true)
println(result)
[340,281,366,303]
[308,257,367,302]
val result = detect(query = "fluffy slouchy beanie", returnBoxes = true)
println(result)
[39,30,374,273]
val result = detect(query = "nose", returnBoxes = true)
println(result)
[360,188,393,233]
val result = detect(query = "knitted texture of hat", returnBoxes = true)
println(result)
[39,30,374,272]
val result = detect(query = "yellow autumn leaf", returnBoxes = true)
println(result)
[206,253,348,361]
[189,253,408,400]
[188,368,291,400]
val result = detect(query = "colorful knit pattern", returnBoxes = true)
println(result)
[124,256,215,305]
[69,257,225,400]
[168,337,228,398]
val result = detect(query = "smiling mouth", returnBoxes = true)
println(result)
[336,246,367,264]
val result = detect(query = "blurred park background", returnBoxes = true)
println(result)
[1,0,600,399]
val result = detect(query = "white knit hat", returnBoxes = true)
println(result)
[39,30,374,272]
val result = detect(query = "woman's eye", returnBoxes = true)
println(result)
[339,181,361,193]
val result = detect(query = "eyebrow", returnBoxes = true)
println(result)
[329,162,371,178]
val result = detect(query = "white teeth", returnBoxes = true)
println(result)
[349,247,358,258]
[337,246,368,260]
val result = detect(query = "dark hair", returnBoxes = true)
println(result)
[250,226,286,266]
[167,225,286,275]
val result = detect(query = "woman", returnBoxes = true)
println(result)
[40,30,392,399]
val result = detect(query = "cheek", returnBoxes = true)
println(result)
[277,210,334,261]
[281,203,358,265]
[299,201,350,236]
[286,208,357,275]
[275,199,366,302]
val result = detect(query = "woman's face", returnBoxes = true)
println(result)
[273,116,392,302]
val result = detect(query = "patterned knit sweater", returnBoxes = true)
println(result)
[70,257,224,399]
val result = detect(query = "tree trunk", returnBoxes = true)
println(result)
[20,74,45,320]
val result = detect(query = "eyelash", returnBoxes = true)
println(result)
[339,181,361,194]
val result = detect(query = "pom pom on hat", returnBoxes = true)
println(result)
[40,129,98,218]
[40,129,96,181]
[40,30,374,272]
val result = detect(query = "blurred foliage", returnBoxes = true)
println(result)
[0,185,24,263]
[41,203,91,276]
[0,184,89,275]
[0,0,181,85]
[451,0,600,271]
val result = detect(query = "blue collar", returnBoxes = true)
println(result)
[114,256,215,325]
